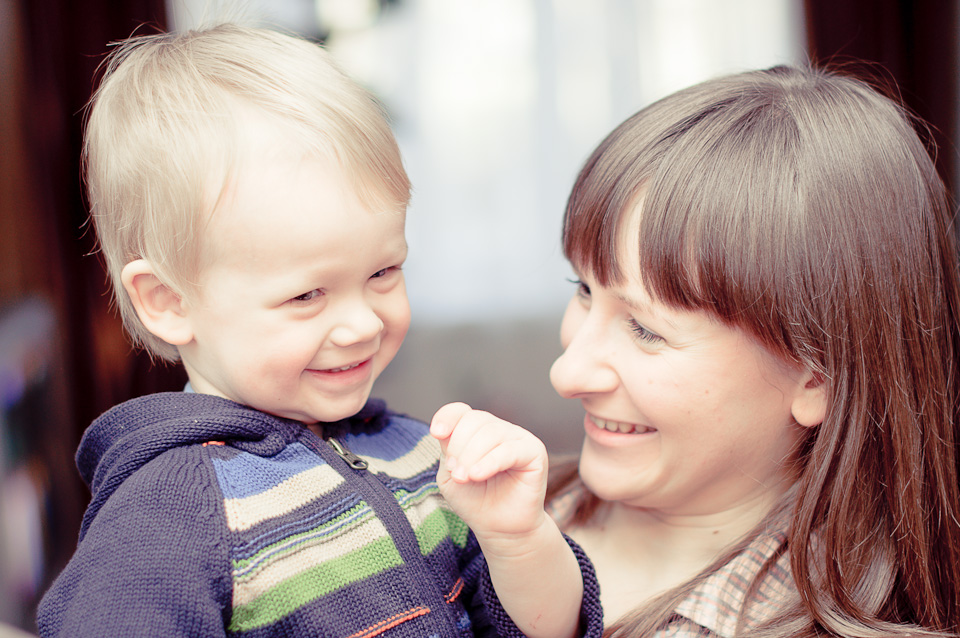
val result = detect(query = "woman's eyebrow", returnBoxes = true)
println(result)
[613,290,643,311]
[613,289,681,331]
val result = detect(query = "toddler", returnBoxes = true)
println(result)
[36,23,601,638]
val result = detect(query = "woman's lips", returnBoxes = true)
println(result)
[586,414,656,435]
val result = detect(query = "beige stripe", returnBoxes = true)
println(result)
[224,463,345,532]
[364,436,440,479]
[232,515,389,607]
[400,489,447,528]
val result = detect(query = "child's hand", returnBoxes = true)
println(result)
[431,403,584,638]
[430,402,549,541]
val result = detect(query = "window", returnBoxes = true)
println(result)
[169,0,805,324]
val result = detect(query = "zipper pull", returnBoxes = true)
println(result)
[328,438,369,470]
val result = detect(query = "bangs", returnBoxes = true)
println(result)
[640,100,806,352]
[562,71,812,357]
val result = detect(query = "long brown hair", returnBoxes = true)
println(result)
[557,66,960,636]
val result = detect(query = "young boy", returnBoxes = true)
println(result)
[36,24,601,637]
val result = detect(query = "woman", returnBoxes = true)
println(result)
[542,65,960,636]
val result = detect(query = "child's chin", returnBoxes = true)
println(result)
[297,397,371,424]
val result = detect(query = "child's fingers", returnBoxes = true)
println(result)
[445,414,547,485]
[431,404,548,485]
[440,408,504,465]
[445,421,506,482]
[456,437,546,484]
[430,402,473,443]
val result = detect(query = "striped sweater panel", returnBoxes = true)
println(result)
[207,418,472,636]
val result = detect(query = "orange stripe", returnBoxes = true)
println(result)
[346,606,431,638]
[444,577,465,603]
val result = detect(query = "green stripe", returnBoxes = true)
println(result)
[232,503,372,576]
[415,507,470,555]
[229,535,403,632]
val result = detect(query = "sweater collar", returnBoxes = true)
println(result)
[76,392,388,541]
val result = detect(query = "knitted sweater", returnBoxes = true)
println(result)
[37,393,602,637]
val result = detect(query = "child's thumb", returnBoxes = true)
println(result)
[430,402,473,442]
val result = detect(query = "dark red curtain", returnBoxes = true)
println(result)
[15,0,185,627]
[805,0,959,197]
[20,0,182,420]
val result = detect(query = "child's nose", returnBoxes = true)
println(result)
[329,301,384,347]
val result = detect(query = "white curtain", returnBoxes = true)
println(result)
[168,0,806,325]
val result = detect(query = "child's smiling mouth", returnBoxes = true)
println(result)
[306,357,374,382]
[326,362,364,372]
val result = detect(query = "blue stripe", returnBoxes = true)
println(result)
[212,442,326,499]
[345,419,429,462]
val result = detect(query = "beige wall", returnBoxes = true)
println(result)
[374,317,584,455]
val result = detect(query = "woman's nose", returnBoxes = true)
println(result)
[329,300,384,347]
[549,305,619,398]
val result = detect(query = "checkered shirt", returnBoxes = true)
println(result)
[549,485,795,637]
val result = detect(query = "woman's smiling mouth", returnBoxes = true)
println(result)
[589,415,656,435]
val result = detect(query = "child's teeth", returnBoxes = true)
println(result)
[332,363,360,372]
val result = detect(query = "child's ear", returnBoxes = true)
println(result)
[791,368,828,427]
[121,259,194,346]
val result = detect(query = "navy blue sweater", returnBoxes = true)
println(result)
[37,393,602,637]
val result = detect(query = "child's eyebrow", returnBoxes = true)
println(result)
[382,241,408,263]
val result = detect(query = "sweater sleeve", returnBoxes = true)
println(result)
[36,445,232,637]
[461,532,604,638]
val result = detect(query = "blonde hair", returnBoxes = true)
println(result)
[556,65,960,636]
[84,23,411,361]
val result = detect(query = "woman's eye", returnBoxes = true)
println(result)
[628,319,663,344]
[291,289,322,304]
[568,278,591,299]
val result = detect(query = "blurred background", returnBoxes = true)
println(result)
[1,0,957,633]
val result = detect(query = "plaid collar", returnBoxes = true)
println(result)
[671,522,793,637]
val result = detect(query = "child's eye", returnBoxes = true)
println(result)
[628,319,663,344]
[291,289,323,304]
[371,265,401,279]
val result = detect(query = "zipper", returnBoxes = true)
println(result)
[327,437,369,470]
[317,435,458,632]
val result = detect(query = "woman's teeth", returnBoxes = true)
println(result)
[592,417,652,434]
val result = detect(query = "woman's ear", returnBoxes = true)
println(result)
[791,368,828,427]
[121,259,194,346]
